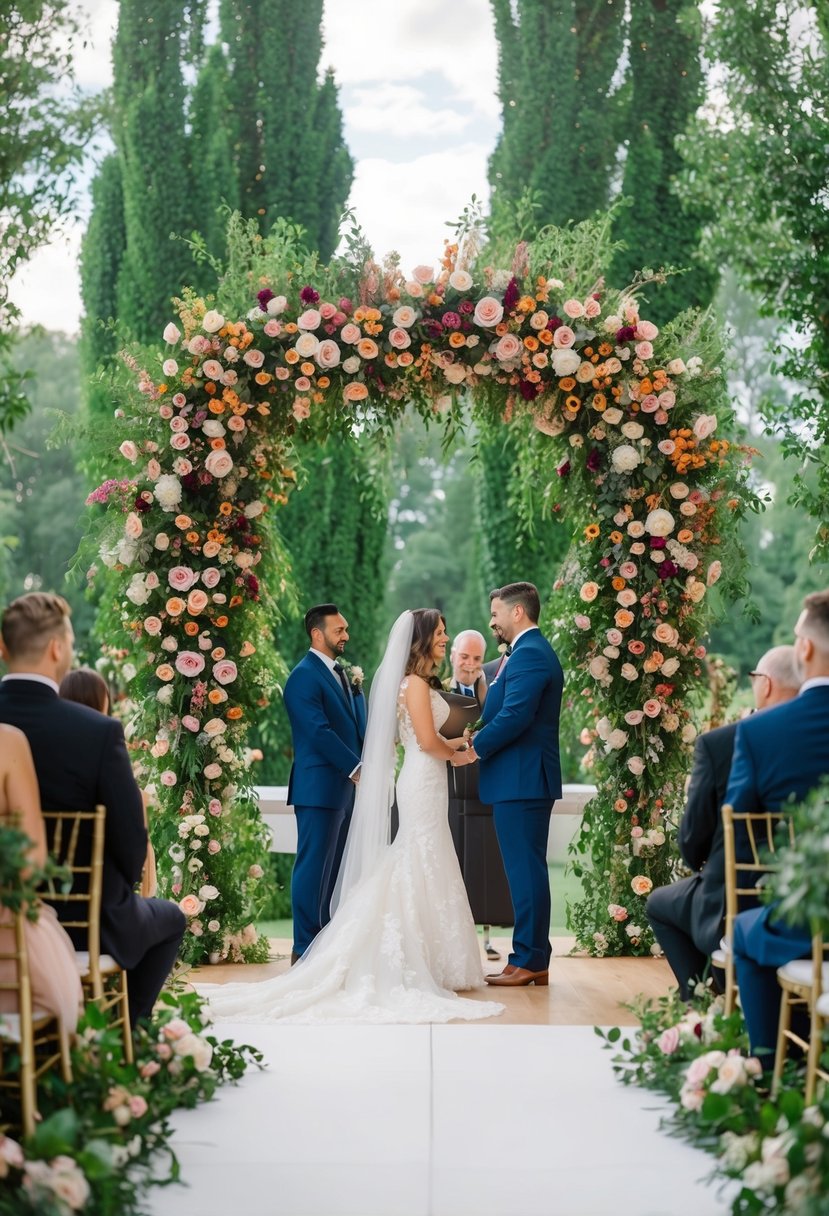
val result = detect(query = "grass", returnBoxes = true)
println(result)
[257,861,584,942]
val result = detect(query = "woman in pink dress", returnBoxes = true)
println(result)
[0,723,82,1032]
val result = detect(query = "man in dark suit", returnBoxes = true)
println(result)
[730,590,829,1063]
[0,592,185,1024]
[646,646,800,999]
[283,604,366,963]
[472,582,564,987]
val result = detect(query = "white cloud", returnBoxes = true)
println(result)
[347,83,471,137]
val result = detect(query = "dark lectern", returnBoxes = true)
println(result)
[438,692,514,927]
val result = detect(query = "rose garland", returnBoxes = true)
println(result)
[85,219,754,961]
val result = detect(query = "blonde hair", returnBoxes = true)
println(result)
[1,593,72,662]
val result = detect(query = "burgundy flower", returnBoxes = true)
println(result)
[586,447,602,473]
[503,276,520,312]
[649,537,667,549]
[233,515,251,532]
[616,325,636,343]
[246,574,260,598]
[338,297,353,315]
[424,320,444,340]
[518,379,540,401]
[133,494,152,514]
[300,285,320,305]
[460,319,473,333]
[257,289,275,310]
[181,473,199,494]
[442,311,461,330]
[459,299,474,315]
[556,460,571,478]
[657,560,679,579]
[548,315,563,331]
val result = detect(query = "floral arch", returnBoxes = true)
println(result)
[86,213,754,964]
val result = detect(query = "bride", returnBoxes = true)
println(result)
[199,609,505,1023]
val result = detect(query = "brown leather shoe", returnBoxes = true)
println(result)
[487,964,517,980]
[485,966,549,987]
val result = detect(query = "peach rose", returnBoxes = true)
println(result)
[579,581,599,603]
[631,875,653,896]
[125,511,143,540]
[693,413,718,440]
[411,264,435,285]
[315,339,341,369]
[187,589,209,615]
[179,894,203,917]
[614,609,634,629]
[168,566,197,592]
[155,664,175,682]
[340,323,361,344]
[165,597,185,617]
[392,306,417,328]
[343,382,369,403]
[205,450,234,479]
[643,699,662,718]
[563,298,584,318]
[388,327,411,350]
[473,296,505,328]
[494,333,522,362]
[653,622,679,647]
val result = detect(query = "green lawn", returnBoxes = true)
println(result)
[258,861,583,941]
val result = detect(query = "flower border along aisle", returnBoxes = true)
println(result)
[85,214,755,963]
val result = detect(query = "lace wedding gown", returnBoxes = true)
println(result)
[198,681,504,1024]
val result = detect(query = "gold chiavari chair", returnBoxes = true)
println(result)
[773,930,829,1103]
[712,804,795,1015]
[41,807,133,1064]
[0,908,71,1138]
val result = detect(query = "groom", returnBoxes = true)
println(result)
[284,604,366,963]
[472,582,563,987]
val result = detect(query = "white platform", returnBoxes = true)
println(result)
[254,785,596,858]
[147,1023,733,1216]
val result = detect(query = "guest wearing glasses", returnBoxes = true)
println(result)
[646,646,800,999]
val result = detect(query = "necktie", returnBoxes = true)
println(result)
[333,663,351,701]
[461,684,474,697]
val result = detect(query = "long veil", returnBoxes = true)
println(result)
[329,609,413,915]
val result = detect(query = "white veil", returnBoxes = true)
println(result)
[329,609,414,916]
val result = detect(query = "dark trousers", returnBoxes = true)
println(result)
[292,802,351,957]
[492,800,552,972]
[646,877,716,1001]
[121,899,186,1025]
[733,905,812,1061]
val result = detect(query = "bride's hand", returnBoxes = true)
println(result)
[449,746,475,767]
[446,737,469,751]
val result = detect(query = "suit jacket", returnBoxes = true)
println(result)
[674,721,739,954]
[725,685,829,817]
[474,628,563,805]
[284,652,366,810]
[0,678,148,967]
[449,679,484,706]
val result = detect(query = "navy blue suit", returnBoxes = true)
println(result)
[283,652,366,956]
[727,685,829,1057]
[474,628,564,971]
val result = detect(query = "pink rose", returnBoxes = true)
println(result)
[293,398,310,421]
[124,512,143,540]
[658,1026,680,1055]
[172,392,186,407]
[202,359,224,380]
[144,616,162,636]
[297,308,322,331]
[163,322,181,344]
[627,640,646,656]
[201,567,221,589]
[552,325,575,349]
[563,298,584,318]
[643,699,662,718]
[175,651,205,677]
[140,1060,161,1078]
[159,405,174,420]
[172,457,192,475]
[388,327,412,350]
[294,376,311,393]
[316,339,341,368]
[162,358,178,377]
[187,589,209,615]
[168,566,197,592]
[207,839,221,854]
[129,1095,149,1118]
[263,319,281,338]
[584,299,602,319]
[653,622,679,647]
[707,561,722,587]
[636,320,659,341]
[658,391,676,409]
[243,348,265,368]
[119,441,138,462]
[640,394,659,413]
[204,449,234,478]
[473,296,505,328]
[227,415,246,432]
[160,770,177,787]
[693,414,717,440]
[635,341,654,360]
[606,629,623,646]
[339,323,361,345]
[619,562,638,579]
[624,710,644,725]
[208,799,222,816]
[169,416,188,433]
[574,613,591,630]
[248,864,264,879]
[411,264,435,285]
[147,458,161,479]
[203,762,223,780]
[213,659,238,685]
[182,715,200,732]
[658,439,676,455]
[494,333,522,362]
[170,432,191,451]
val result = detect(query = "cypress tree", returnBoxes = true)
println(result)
[610,0,716,322]
[188,43,239,284]
[79,155,126,421]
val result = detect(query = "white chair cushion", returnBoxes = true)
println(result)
[776,959,829,988]
[0,1009,57,1041]
[816,993,829,1017]
[711,938,730,966]
[74,952,120,976]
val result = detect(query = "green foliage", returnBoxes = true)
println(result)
[0,823,68,919]
[679,0,829,561]
[765,777,829,937]
[79,155,127,424]
[0,1,96,430]
[610,0,716,323]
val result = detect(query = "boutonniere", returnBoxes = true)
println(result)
[338,658,364,693]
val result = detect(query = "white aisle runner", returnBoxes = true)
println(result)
[148,1024,734,1216]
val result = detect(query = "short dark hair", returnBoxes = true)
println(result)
[60,666,110,713]
[304,603,340,638]
[1,592,72,661]
[491,581,541,623]
[801,589,829,652]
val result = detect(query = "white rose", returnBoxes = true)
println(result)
[204,450,234,479]
[244,500,265,519]
[611,444,641,474]
[596,717,612,741]
[603,408,623,425]
[627,756,645,775]
[163,322,181,344]
[661,658,680,676]
[589,656,610,680]
[606,729,629,751]
[154,474,183,512]
[620,663,639,682]
[202,420,226,438]
[295,332,320,358]
[342,356,360,374]
[267,295,287,315]
[645,509,675,537]
[449,269,473,291]
[621,421,644,440]
[202,310,225,333]
[126,575,150,606]
[550,348,581,377]
[666,358,686,375]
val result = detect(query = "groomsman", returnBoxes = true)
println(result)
[284,604,366,963]
[472,582,563,987]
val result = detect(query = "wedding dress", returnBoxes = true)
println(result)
[198,613,504,1025]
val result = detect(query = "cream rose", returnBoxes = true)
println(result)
[494,333,522,362]
[645,508,675,537]
[611,445,641,474]
[449,269,473,291]
[205,450,234,479]
[693,413,718,440]
[579,581,599,603]
[392,305,416,328]
[550,348,581,377]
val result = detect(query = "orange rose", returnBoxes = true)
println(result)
[166,598,185,617]
[254,372,272,385]
[208,400,226,414]
[155,664,175,682]
[226,707,243,720]
[357,338,379,360]
[448,332,466,348]
[285,349,299,364]
[615,609,634,629]
[185,531,199,544]
[184,621,199,637]
[215,616,229,628]
[208,689,227,704]
[174,514,192,530]
[343,383,369,403]
[211,647,226,661]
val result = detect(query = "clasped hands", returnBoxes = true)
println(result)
[448,737,477,767]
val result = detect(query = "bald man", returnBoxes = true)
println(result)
[449,629,488,704]
[646,645,800,1000]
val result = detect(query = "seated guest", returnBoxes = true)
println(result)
[730,590,829,1064]
[448,630,489,704]
[646,646,800,999]
[0,593,185,1026]
[60,667,158,898]
[0,723,83,1031]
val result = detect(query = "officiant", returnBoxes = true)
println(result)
[444,630,514,960]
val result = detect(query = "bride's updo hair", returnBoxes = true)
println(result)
[405,608,446,689]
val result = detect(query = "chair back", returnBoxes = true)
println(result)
[40,806,106,990]
[721,803,795,936]
[0,907,34,1023]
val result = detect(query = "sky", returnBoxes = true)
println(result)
[12,0,502,334]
